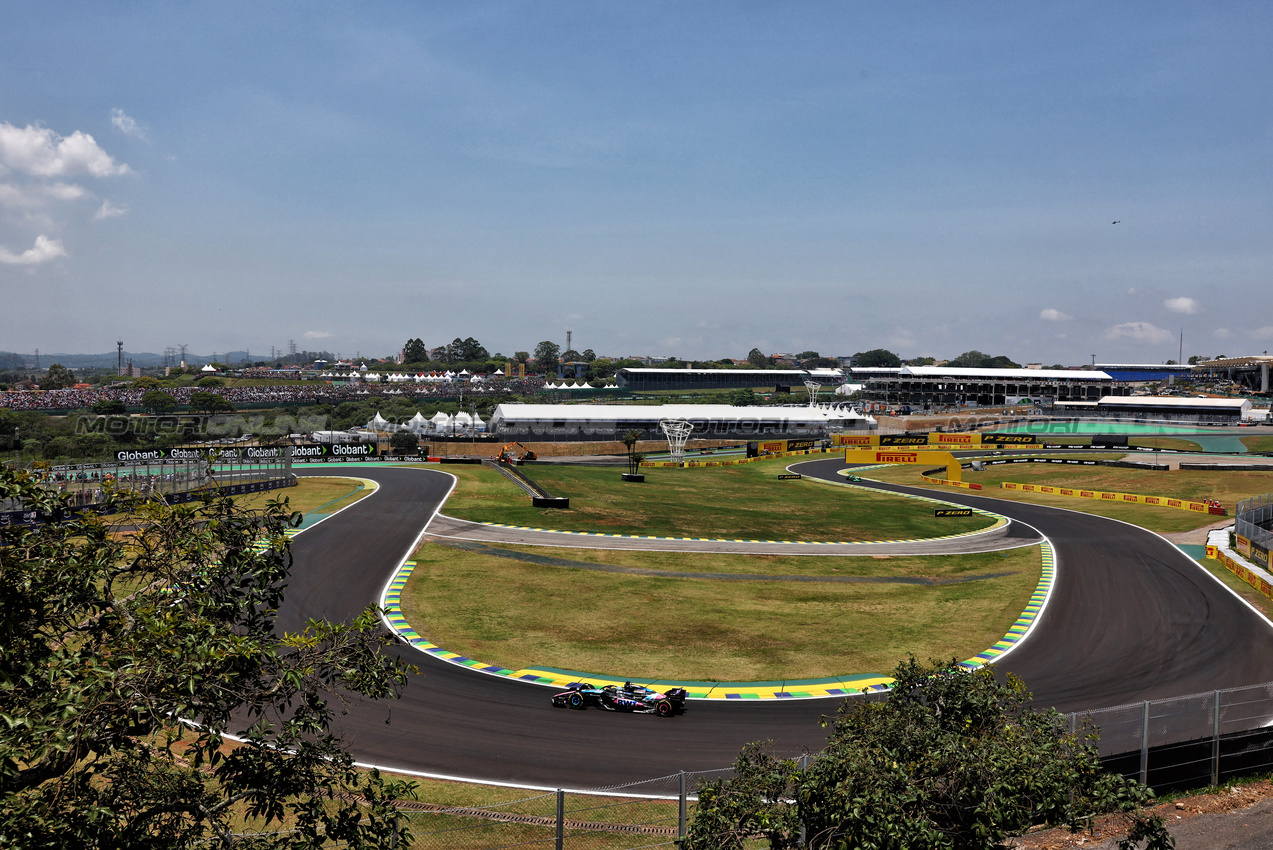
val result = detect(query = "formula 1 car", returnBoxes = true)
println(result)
[551,681,687,717]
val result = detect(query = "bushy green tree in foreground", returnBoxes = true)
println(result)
[685,657,1172,850]
[0,466,417,849]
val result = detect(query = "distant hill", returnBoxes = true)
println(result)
[0,350,301,371]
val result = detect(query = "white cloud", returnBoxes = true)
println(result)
[1040,308,1071,322]
[1214,328,1232,339]
[0,234,67,265]
[1164,296,1200,314]
[1104,321,1173,344]
[0,181,91,207]
[0,122,131,178]
[1253,326,1273,340]
[110,108,148,141]
[302,330,332,340]
[93,200,127,219]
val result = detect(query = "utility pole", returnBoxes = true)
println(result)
[1179,328,1184,366]
[117,340,123,376]
[33,349,39,370]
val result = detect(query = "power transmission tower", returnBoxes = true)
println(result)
[178,344,189,368]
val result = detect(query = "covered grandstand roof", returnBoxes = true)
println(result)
[489,403,871,428]
[899,366,1112,381]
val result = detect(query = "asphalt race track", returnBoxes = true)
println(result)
[282,462,1273,788]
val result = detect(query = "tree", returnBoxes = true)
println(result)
[534,341,561,373]
[140,390,177,415]
[189,391,235,414]
[685,657,1172,850]
[513,351,530,365]
[0,466,416,848]
[747,348,770,368]
[403,338,428,364]
[853,349,901,368]
[389,430,419,453]
[41,363,77,389]
[581,349,596,362]
[91,398,127,415]
[951,351,1022,369]
[620,430,644,476]
[560,349,581,363]
[730,388,758,406]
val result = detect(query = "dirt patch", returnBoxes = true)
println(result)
[1009,780,1273,848]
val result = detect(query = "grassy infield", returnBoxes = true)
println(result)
[396,455,1273,682]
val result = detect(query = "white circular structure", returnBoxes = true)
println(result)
[659,418,694,464]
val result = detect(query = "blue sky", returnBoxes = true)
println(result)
[2,2,1270,364]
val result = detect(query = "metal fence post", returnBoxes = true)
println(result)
[799,754,809,848]
[1140,700,1150,786]
[556,789,564,850]
[678,770,687,840]
[1212,690,1221,787]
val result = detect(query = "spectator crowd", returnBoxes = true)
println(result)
[0,379,548,411]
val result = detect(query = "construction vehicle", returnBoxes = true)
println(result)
[495,442,537,463]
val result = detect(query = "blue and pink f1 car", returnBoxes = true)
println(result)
[551,681,687,717]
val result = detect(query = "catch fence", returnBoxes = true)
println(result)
[1071,680,1273,792]
[1236,493,1273,550]
[397,768,735,850]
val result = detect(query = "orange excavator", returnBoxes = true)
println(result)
[495,442,537,462]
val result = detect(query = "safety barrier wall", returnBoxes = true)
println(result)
[919,474,983,491]
[1207,544,1273,600]
[640,447,838,469]
[1000,481,1226,515]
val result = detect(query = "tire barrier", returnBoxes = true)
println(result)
[1000,481,1226,515]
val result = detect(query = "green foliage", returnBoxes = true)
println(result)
[90,398,128,415]
[188,391,235,414]
[389,430,419,452]
[442,337,488,363]
[0,466,417,849]
[747,347,771,368]
[950,350,1022,369]
[403,338,428,364]
[141,390,177,414]
[853,348,902,368]
[534,340,560,372]
[194,376,225,388]
[685,657,1173,850]
[730,388,758,406]
[41,363,77,389]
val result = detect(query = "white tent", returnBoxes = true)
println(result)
[453,411,473,432]
[430,411,453,434]
[367,412,391,431]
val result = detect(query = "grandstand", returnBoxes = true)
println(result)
[614,367,843,392]
[850,366,1125,410]
[487,403,874,441]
